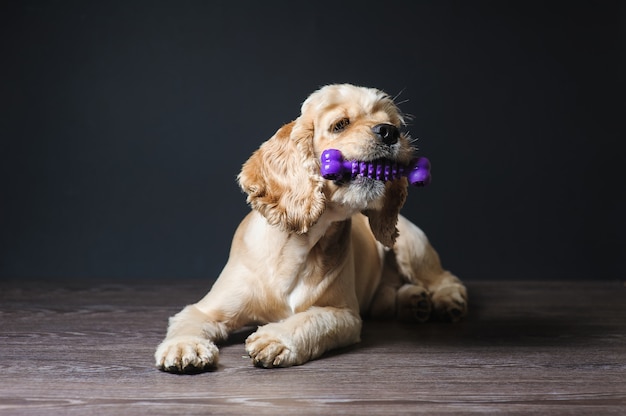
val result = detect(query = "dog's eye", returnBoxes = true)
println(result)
[332,118,350,133]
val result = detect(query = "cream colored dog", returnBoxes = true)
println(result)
[155,84,467,373]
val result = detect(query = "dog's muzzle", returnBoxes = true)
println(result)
[320,149,431,187]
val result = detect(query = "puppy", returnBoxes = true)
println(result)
[155,84,467,373]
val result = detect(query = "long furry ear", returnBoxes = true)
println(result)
[363,178,408,248]
[237,120,326,234]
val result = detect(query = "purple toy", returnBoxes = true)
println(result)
[320,149,431,187]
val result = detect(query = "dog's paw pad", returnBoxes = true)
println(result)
[432,285,468,323]
[397,285,432,322]
[155,336,219,373]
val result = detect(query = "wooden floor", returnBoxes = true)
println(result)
[0,279,625,415]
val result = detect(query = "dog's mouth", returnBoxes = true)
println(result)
[320,149,431,187]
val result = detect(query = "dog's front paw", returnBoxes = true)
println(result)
[397,284,432,322]
[245,327,300,368]
[154,336,219,373]
[431,284,468,323]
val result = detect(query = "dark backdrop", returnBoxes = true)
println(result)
[1,0,624,281]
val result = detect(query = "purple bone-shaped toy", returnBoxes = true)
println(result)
[320,149,431,187]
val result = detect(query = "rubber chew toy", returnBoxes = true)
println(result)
[320,149,431,186]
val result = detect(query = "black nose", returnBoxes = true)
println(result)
[371,123,399,145]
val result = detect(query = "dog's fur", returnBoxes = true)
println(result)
[155,84,467,372]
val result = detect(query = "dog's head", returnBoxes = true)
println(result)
[238,84,415,247]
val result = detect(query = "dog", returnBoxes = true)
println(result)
[154,84,467,373]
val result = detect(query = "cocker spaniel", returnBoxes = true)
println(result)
[155,84,467,373]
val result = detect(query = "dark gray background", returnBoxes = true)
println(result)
[1,1,624,282]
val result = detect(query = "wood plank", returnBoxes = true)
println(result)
[0,280,625,415]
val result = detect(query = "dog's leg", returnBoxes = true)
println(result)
[154,304,230,373]
[154,249,259,373]
[394,215,468,322]
[427,270,468,322]
[368,249,403,319]
[370,282,431,322]
[396,283,432,322]
[245,306,361,368]
[368,250,432,322]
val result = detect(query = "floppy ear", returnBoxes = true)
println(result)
[237,120,326,234]
[363,178,408,248]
